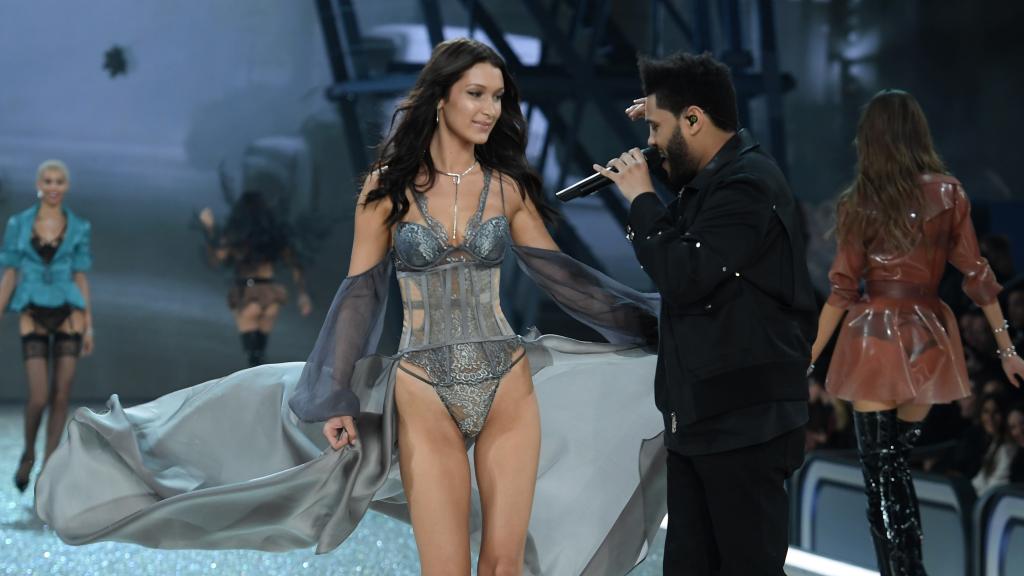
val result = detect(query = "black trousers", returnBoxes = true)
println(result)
[663,426,805,576]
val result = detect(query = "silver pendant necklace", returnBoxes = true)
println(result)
[439,160,477,186]
[438,160,477,242]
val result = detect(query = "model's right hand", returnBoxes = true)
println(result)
[323,415,358,450]
[82,332,95,356]
[198,207,215,230]
[1002,354,1024,388]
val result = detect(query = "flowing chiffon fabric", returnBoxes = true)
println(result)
[36,246,667,575]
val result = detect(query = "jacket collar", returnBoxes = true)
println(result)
[17,203,80,262]
[21,203,79,226]
[682,129,760,194]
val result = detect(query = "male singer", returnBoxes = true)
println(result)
[594,52,817,575]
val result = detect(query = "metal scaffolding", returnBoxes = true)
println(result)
[315,0,795,329]
[317,0,794,196]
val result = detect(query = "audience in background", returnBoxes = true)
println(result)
[1008,404,1024,483]
[1006,280,1024,350]
[805,377,854,452]
[1007,403,1024,483]
[922,390,986,480]
[972,393,1018,493]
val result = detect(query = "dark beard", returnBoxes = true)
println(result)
[664,126,700,191]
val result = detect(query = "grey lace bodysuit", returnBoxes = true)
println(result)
[392,169,525,437]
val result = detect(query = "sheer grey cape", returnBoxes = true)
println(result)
[36,246,667,576]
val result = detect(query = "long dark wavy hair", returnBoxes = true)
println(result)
[223,191,291,264]
[364,38,554,226]
[835,90,948,253]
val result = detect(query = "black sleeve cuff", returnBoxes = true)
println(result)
[627,192,666,238]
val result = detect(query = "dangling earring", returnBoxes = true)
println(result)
[37,189,44,199]
[436,107,441,124]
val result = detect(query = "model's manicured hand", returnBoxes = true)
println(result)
[323,415,358,450]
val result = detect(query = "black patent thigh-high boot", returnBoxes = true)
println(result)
[894,419,927,575]
[854,410,928,576]
[252,331,268,366]
[855,409,897,576]
[240,331,264,367]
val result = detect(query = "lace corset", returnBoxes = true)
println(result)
[392,169,516,352]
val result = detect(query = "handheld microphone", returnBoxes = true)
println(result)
[555,146,661,202]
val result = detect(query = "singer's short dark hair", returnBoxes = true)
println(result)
[639,52,739,132]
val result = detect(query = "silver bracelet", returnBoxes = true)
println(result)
[996,344,1017,360]
[993,319,1010,335]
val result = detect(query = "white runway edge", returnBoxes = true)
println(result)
[658,516,879,576]
[784,548,879,576]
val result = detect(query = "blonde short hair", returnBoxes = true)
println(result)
[37,159,70,182]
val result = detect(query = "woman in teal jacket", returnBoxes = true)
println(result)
[0,159,93,492]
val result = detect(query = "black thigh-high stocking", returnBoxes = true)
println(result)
[21,335,50,458]
[16,334,50,489]
[45,333,82,460]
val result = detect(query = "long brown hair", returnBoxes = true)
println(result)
[835,90,947,253]
[364,38,553,226]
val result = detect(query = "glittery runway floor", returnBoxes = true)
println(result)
[0,406,665,575]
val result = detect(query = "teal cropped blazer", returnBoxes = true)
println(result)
[0,204,92,312]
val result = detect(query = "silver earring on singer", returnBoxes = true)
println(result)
[37,189,44,199]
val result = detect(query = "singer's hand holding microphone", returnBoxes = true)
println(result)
[556,147,659,204]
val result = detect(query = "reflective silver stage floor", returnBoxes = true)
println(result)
[0,406,666,575]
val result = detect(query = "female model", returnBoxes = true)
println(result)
[198,190,312,366]
[810,90,1024,575]
[37,39,665,576]
[0,160,93,492]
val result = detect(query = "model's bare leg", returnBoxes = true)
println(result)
[475,355,540,576]
[233,302,262,332]
[256,302,281,334]
[395,364,472,576]
[896,403,931,423]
